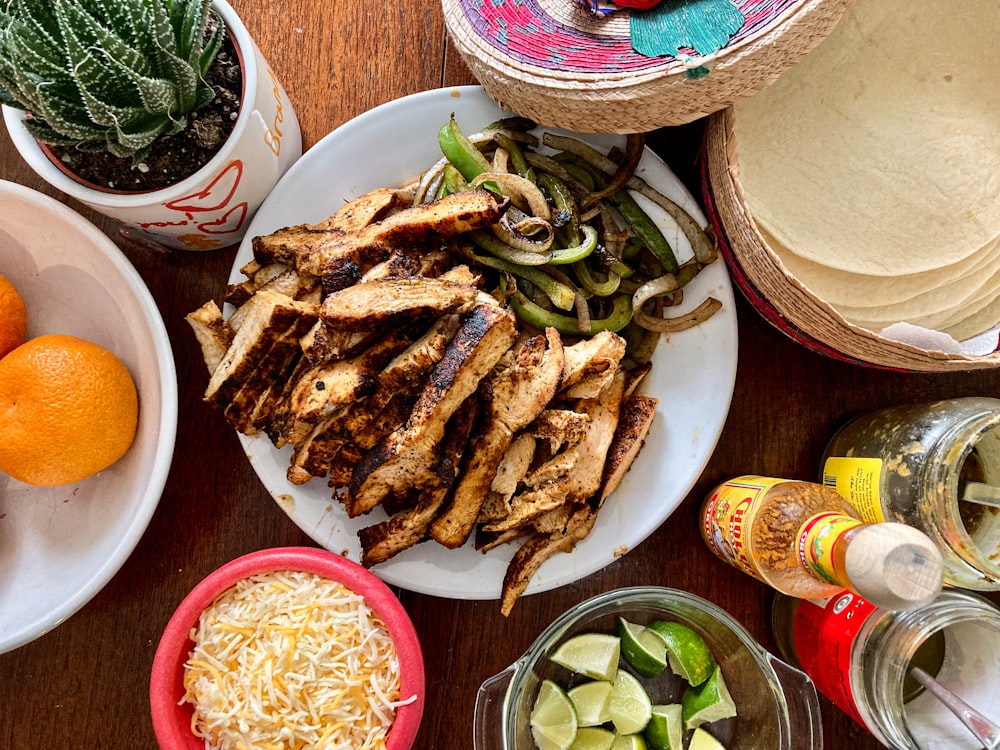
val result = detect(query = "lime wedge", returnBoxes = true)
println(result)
[610,734,647,750]
[531,679,579,750]
[569,726,616,750]
[689,727,728,750]
[608,668,653,735]
[551,633,621,682]
[646,621,717,687]
[568,680,614,727]
[681,664,737,731]
[643,704,683,750]
[618,618,668,678]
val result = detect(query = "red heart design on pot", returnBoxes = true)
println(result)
[197,202,248,234]
[165,160,244,213]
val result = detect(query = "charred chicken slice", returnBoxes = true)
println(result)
[320,275,480,332]
[430,327,565,549]
[346,302,517,517]
[202,290,318,429]
[358,402,479,567]
[253,190,509,277]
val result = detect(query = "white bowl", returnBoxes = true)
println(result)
[0,180,177,654]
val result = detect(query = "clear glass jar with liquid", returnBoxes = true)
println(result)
[821,397,1000,590]
[772,589,1000,749]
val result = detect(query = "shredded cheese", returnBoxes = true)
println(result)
[182,570,413,750]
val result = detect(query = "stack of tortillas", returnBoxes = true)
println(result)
[704,0,1000,370]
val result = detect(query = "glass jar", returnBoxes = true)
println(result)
[772,589,1000,749]
[821,397,1000,590]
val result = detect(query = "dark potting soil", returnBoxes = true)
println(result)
[49,34,242,193]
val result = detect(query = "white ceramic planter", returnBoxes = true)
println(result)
[2,0,301,252]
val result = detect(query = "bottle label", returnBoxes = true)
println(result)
[791,592,879,730]
[798,512,864,585]
[822,457,886,522]
[701,476,785,581]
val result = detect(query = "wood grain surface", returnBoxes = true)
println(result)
[2,2,998,749]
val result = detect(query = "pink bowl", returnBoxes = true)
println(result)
[150,547,425,750]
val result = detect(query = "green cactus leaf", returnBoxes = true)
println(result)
[4,16,67,80]
[63,2,150,78]
[86,0,139,48]
[176,0,208,65]
[193,85,215,113]
[199,22,223,78]
[22,117,104,148]
[145,0,178,65]
[155,47,200,114]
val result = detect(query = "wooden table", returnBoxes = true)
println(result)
[2,2,999,748]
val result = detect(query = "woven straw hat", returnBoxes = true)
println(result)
[703,108,1000,372]
[442,0,852,133]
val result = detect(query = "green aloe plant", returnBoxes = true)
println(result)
[0,0,224,163]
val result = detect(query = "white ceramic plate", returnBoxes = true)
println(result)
[0,181,177,654]
[230,86,738,599]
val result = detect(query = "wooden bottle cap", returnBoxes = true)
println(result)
[845,523,944,610]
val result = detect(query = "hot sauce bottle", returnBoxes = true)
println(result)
[700,476,944,610]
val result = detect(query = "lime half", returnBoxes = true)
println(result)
[568,680,614,727]
[689,726,728,750]
[646,621,716,687]
[551,633,622,682]
[681,664,737,731]
[643,704,683,750]
[608,668,653,735]
[618,618,668,678]
[569,726,616,750]
[531,679,579,750]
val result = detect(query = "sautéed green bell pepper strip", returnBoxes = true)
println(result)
[505,279,633,336]
[432,117,714,337]
[438,115,492,181]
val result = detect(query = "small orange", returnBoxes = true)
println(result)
[0,272,28,359]
[0,333,139,486]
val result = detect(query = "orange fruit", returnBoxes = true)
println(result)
[0,272,28,359]
[0,333,139,486]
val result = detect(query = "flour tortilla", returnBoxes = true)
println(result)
[942,300,1000,344]
[734,0,1000,276]
[770,229,1000,308]
[834,263,1000,334]
[933,269,1000,340]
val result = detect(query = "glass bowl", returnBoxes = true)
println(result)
[474,586,822,750]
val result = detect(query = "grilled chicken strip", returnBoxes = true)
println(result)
[253,190,509,277]
[499,505,597,616]
[317,187,400,231]
[346,302,518,517]
[269,328,416,447]
[285,318,460,484]
[249,188,399,268]
[320,275,481,332]
[358,402,479,567]
[185,300,233,375]
[299,322,377,365]
[489,369,626,532]
[559,329,627,398]
[477,433,537,523]
[430,328,565,548]
[225,261,292,307]
[598,394,658,503]
[527,409,590,452]
[203,290,318,431]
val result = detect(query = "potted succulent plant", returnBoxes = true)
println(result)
[0,0,300,251]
